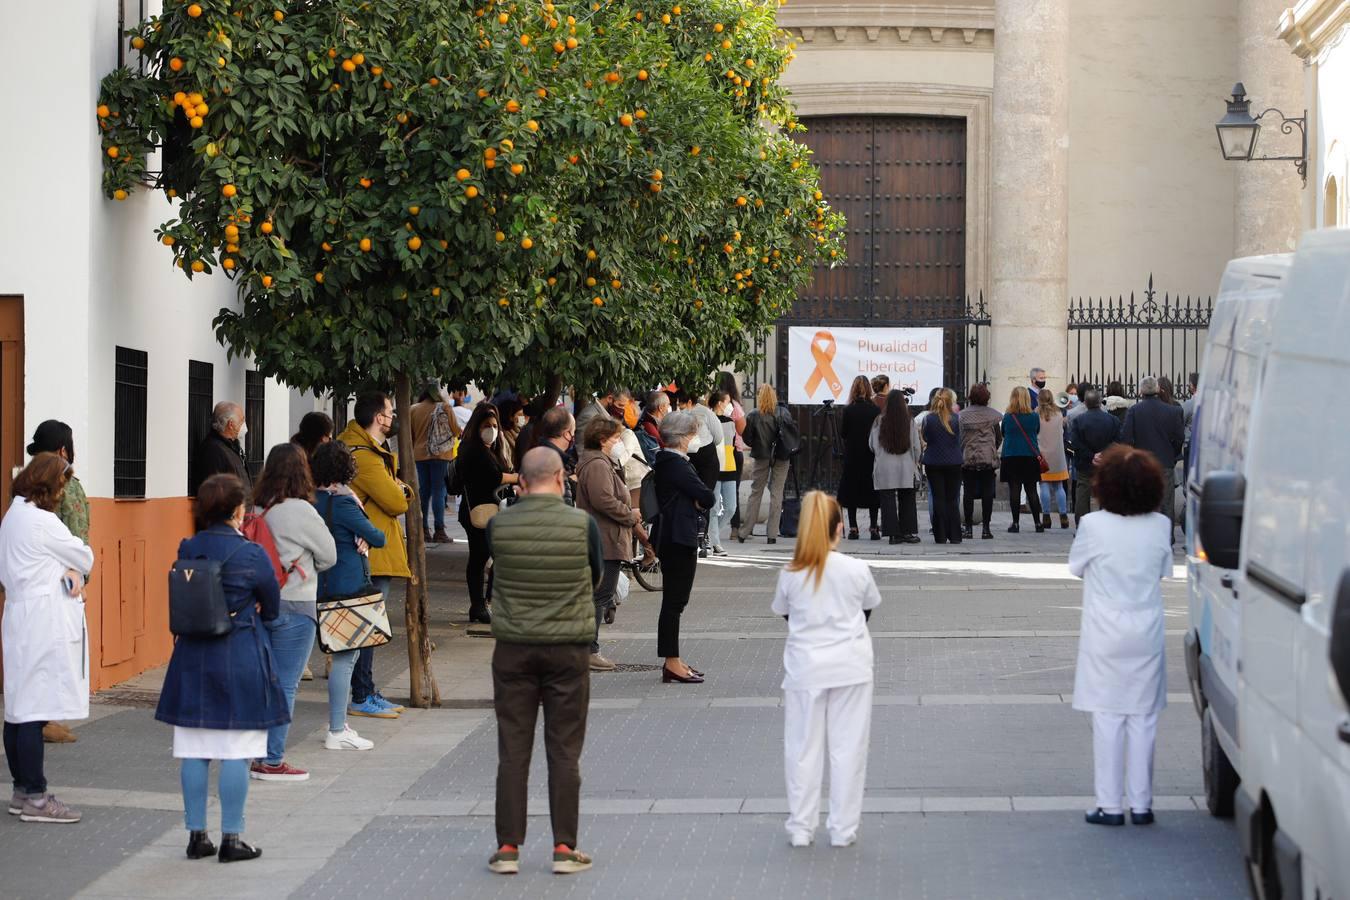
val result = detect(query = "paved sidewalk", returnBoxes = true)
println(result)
[1,509,1240,899]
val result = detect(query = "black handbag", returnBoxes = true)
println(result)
[168,542,247,638]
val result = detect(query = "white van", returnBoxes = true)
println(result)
[1198,227,1350,900]
[1183,252,1291,816]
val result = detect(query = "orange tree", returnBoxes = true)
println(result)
[98,0,843,705]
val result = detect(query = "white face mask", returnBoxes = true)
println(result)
[608,442,624,462]
[687,436,703,453]
[238,422,248,441]
[482,426,499,445]
[515,415,527,429]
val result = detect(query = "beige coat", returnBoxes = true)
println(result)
[575,449,638,561]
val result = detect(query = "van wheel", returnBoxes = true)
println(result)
[1202,706,1238,817]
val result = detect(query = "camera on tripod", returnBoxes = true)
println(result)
[899,386,917,397]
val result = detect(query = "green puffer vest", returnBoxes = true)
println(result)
[489,494,594,645]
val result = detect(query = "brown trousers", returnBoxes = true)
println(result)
[493,641,590,848]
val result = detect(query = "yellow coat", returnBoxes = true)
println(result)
[337,420,410,579]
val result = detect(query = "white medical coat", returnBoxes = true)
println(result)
[1068,510,1171,715]
[772,552,881,691]
[0,499,95,723]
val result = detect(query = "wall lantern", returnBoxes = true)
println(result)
[1215,83,1307,185]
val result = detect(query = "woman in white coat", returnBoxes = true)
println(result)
[1068,445,1173,826]
[772,491,881,848]
[1,454,95,824]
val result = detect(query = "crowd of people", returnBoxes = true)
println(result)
[0,365,1184,869]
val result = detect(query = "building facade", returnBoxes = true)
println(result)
[1280,0,1350,228]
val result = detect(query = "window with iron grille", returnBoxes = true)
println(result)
[187,360,214,495]
[114,347,149,498]
[245,370,266,481]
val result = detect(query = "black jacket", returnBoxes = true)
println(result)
[1068,408,1121,472]
[744,405,796,462]
[191,431,251,495]
[653,450,717,549]
[1122,396,1185,470]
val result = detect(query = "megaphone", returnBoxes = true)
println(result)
[1055,391,1072,409]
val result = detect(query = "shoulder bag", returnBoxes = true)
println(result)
[315,493,393,654]
[1010,414,1050,474]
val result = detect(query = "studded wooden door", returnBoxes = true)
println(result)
[773,116,967,489]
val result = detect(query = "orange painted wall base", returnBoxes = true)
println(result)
[85,497,194,691]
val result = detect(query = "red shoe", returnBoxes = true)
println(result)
[249,761,309,782]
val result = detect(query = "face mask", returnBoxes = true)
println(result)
[515,415,527,429]
[482,426,499,445]
[608,443,624,462]
[1033,380,1046,390]
[238,422,248,442]
[687,436,703,453]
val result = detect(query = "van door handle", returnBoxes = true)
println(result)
[1339,721,1350,745]
[1221,573,1238,596]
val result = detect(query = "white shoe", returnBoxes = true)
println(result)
[325,726,374,751]
[788,833,814,848]
[830,834,857,848]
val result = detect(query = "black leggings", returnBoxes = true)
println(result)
[4,721,47,796]
[657,544,698,659]
[926,465,963,543]
[846,507,879,530]
[962,467,996,528]
[466,524,492,611]
[1008,478,1043,525]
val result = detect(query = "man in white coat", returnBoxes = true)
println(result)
[0,454,95,824]
[1068,445,1173,827]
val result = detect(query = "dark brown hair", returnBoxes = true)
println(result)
[195,474,247,532]
[310,441,357,487]
[252,442,315,509]
[1092,445,1165,516]
[583,416,623,450]
[291,411,333,458]
[967,383,991,406]
[13,453,70,512]
[877,390,913,455]
[847,375,872,404]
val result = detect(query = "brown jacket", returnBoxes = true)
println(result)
[574,449,638,561]
[409,399,456,463]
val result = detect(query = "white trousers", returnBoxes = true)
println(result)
[1092,710,1159,813]
[783,682,873,845]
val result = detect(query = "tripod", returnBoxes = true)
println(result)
[805,399,843,492]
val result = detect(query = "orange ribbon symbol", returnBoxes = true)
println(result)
[803,329,843,399]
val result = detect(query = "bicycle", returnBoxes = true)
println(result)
[620,519,663,593]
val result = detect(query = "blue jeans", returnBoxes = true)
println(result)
[416,459,450,532]
[181,758,249,834]
[709,481,738,549]
[264,611,316,765]
[327,649,359,732]
[352,577,392,704]
[1039,480,1069,515]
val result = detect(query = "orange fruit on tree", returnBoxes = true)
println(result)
[651,168,663,180]
[314,272,324,283]
[553,40,566,53]
[169,57,184,71]
[112,189,128,201]
[428,77,439,86]
[455,168,471,181]
[161,235,175,246]
[526,119,539,132]
[498,298,510,307]
[273,10,284,21]
[359,237,372,252]
[187,3,202,17]
[191,259,205,272]
[408,236,422,250]
[495,231,505,242]
[465,185,479,198]
[260,221,273,234]
[222,257,236,270]
[484,147,497,159]
[498,11,509,22]
[713,22,724,32]
[224,225,239,239]
[520,35,530,46]
[585,276,597,286]
[649,182,662,193]
[431,286,441,296]
[611,279,621,289]
[195,103,209,116]
[96,104,110,118]
[592,297,604,306]
[189,115,204,128]
[370,65,383,75]
[485,158,496,169]
[637,69,649,81]
[605,72,619,84]
[222,183,237,197]
[505,99,520,113]
[352,52,365,65]
[359,177,372,188]
[618,113,633,127]
[661,13,670,24]
[342,59,356,72]
[736,196,747,206]
[261,274,273,287]
[566,37,578,49]
[131,36,145,49]
[321,241,333,251]
[509,163,523,175]
[409,205,421,215]
[635,109,647,120]
[107,145,119,158]
[521,237,533,249]
[536,88,547,98]
[586,249,598,260]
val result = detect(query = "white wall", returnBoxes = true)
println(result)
[1313,28,1350,226]
[1068,0,1239,299]
[0,0,296,499]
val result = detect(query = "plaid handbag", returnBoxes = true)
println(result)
[316,587,392,654]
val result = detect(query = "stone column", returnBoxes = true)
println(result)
[1235,0,1304,256]
[988,0,1070,398]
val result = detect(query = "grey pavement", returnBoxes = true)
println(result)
[1,506,1240,899]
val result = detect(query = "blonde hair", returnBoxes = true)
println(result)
[1037,388,1059,421]
[756,383,777,416]
[930,388,956,434]
[786,491,842,589]
[1007,386,1033,415]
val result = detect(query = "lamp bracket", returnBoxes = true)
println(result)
[1251,107,1309,185]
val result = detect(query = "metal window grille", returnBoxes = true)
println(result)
[114,347,149,498]
[245,371,265,481]
[187,360,214,495]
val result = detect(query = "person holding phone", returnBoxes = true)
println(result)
[0,453,96,825]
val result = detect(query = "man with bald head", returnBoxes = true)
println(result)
[484,446,603,876]
[190,400,251,494]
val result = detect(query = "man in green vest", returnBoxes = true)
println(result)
[486,446,603,877]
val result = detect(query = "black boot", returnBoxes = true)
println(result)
[468,605,492,625]
[1007,522,1020,533]
[218,834,262,863]
[962,524,974,540]
[982,526,994,539]
[186,830,216,860]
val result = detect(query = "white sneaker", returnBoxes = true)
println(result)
[325,726,374,751]
[788,833,814,848]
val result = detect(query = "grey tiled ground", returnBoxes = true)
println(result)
[298,811,1243,900]
[0,806,178,900]
[402,702,1203,803]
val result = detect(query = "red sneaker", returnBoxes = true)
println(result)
[249,761,309,782]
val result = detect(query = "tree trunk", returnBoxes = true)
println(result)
[394,372,441,708]
[539,372,565,408]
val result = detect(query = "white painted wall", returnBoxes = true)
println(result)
[1313,26,1350,226]
[0,0,298,499]
[1068,0,1239,299]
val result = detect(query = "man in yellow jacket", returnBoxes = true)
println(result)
[337,391,411,718]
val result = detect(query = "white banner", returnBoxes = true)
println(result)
[786,326,944,404]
